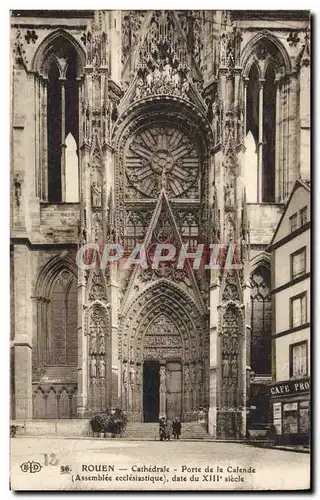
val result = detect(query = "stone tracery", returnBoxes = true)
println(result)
[125,124,199,199]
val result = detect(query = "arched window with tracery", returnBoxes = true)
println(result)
[32,32,83,202]
[250,265,271,375]
[243,36,291,202]
[48,270,77,366]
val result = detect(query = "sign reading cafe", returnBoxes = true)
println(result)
[270,379,310,397]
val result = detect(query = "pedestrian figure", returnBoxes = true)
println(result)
[172,419,177,439]
[175,417,182,440]
[166,419,173,441]
[159,417,166,441]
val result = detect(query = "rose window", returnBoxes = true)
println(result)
[125,124,199,198]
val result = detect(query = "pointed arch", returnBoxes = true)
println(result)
[241,30,291,78]
[35,254,77,298]
[34,255,78,372]
[250,252,271,274]
[32,29,82,202]
[242,32,289,203]
[31,28,85,77]
[120,278,206,363]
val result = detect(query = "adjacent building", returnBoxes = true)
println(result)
[270,180,311,444]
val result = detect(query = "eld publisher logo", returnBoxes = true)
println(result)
[20,461,42,473]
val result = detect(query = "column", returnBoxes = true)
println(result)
[257,79,265,203]
[159,364,166,419]
[243,78,248,140]
[242,278,252,438]
[208,269,220,438]
[275,78,281,201]
[299,59,310,181]
[60,78,66,202]
[34,76,39,199]
[77,267,88,417]
[42,78,48,201]
[13,245,33,420]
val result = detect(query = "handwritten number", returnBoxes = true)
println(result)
[44,453,59,466]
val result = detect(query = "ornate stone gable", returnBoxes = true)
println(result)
[120,10,206,108]
[119,186,206,318]
[121,11,148,66]
[86,265,109,304]
[221,270,242,302]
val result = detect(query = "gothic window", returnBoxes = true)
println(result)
[244,36,289,203]
[47,39,79,202]
[33,34,83,202]
[245,61,276,203]
[250,266,271,375]
[48,270,77,366]
[262,62,276,202]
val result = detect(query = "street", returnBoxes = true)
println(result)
[10,437,310,491]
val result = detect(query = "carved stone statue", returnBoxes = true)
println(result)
[129,364,136,387]
[220,33,228,66]
[222,354,230,379]
[231,334,238,353]
[172,69,180,88]
[154,64,161,81]
[122,362,128,389]
[181,78,189,95]
[184,365,191,391]
[224,182,234,208]
[160,168,167,189]
[163,59,172,81]
[98,357,105,378]
[13,173,22,206]
[90,357,97,378]
[197,361,204,386]
[146,69,153,87]
[135,78,144,99]
[89,330,97,353]
[190,363,196,384]
[135,366,141,388]
[231,354,238,380]
[91,182,102,207]
[159,365,166,392]
[98,333,105,353]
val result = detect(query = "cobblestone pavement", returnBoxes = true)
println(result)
[10,437,310,491]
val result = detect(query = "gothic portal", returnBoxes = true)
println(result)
[10,10,310,439]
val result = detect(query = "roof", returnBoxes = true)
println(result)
[269,179,310,247]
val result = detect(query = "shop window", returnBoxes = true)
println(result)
[291,247,306,280]
[290,341,308,378]
[290,293,307,328]
[290,212,298,233]
[283,402,298,434]
[299,401,310,434]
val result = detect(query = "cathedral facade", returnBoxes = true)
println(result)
[10,10,310,438]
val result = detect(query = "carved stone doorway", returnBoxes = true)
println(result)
[143,361,160,422]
